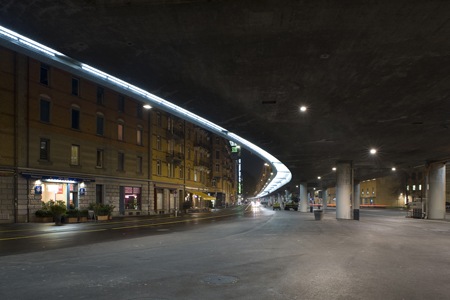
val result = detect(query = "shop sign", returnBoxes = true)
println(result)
[34,186,42,195]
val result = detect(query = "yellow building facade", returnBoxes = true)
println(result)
[0,46,236,223]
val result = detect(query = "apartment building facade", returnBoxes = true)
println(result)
[0,46,237,223]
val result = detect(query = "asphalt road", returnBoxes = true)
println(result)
[1,205,450,300]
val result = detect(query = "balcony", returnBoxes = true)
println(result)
[166,152,184,165]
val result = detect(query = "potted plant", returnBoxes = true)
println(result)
[35,202,53,223]
[89,203,115,221]
[78,209,89,223]
[49,200,67,225]
[65,208,79,223]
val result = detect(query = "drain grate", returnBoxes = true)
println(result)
[201,275,238,285]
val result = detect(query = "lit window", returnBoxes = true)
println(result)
[194,170,198,182]
[118,121,124,141]
[156,136,161,150]
[168,163,173,178]
[412,185,416,191]
[419,184,422,191]
[156,160,161,176]
[40,138,50,161]
[137,127,143,146]
[71,145,80,165]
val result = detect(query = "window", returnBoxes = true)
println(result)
[96,149,103,168]
[40,138,50,160]
[156,136,161,150]
[118,121,124,141]
[137,126,143,146]
[215,164,220,172]
[156,160,161,176]
[96,114,104,136]
[187,148,191,160]
[40,98,51,122]
[168,116,173,131]
[96,185,104,204]
[71,106,80,130]
[40,63,49,85]
[137,156,143,174]
[118,95,125,113]
[194,170,198,182]
[187,168,191,180]
[179,166,183,178]
[97,86,104,105]
[118,152,125,171]
[71,78,79,96]
[71,145,80,165]
[215,150,220,159]
[137,104,143,119]
[168,163,173,178]
[156,112,161,127]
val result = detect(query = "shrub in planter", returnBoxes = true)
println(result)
[65,208,80,223]
[35,201,53,222]
[49,200,67,225]
[78,209,89,222]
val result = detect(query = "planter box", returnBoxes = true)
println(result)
[78,216,88,223]
[96,215,109,221]
[65,217,78,223]
[35,217,53,223]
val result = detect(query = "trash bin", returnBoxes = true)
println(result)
[314,209,323,220]
[413,208,422,219]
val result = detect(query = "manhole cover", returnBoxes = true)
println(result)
[201,275,238,285]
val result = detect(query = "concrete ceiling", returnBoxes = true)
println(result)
[1,0,450,193]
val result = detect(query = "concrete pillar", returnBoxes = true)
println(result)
[354,181,361,220]
[299,182,308,212]
[336,161,352,219]
[428,162,446,220]
[323,188,328,211]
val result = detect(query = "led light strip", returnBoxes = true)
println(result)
[0,24,291,197]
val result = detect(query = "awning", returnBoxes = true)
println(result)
[187,190,215,200]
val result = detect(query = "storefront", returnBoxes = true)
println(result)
[120,186,142,215]
[27,175,92,210]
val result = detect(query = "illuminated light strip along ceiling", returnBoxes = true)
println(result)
[0,24,291,197]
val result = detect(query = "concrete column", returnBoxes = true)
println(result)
[428,162,446,220]
[354,181,361,220]
[299,182,308,212]
[336,161,352,219]
[323,188,328,211]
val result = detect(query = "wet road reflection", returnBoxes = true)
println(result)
[0,205,252,256]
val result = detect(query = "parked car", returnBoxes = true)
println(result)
[284,200,299,211]
[273,202,281,210]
